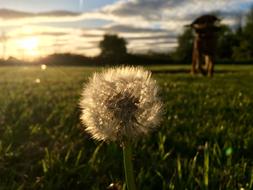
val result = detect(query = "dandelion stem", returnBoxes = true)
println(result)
[204,142,209,190]
[123,140,136,190]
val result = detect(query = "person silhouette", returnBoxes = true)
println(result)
[189,15,221,77]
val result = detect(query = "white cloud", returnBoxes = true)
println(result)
[1,0,253,56]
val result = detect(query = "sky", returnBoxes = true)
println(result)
[0,0,253,60]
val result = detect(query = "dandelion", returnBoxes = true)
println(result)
[80,66,163,190]
[80,66,162,142]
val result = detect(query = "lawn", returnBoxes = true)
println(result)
[0,65,253,190]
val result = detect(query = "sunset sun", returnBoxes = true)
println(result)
[18,37,40,59]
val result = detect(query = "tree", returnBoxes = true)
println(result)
[232,41,252,61]
[216,25,240,60]
[244,6,253,39]
[173,28,194,62]
[99,34,127,64]
[232,6,253,61]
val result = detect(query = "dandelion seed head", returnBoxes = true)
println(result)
[80,66,163,142]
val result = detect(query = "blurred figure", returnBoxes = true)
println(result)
[189,15,221,77]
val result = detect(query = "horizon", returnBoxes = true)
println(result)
[0,0,253,60]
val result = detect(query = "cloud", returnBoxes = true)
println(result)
[0,8,33,19]
[99,0,253,27]
[6,25,73,39]
[103,24,170,34]
[38,32,68,36]
[0,8,79,19]
[1,0,253,56]
[101,0,187,20]
[1,1,251,29]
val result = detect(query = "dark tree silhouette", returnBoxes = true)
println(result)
[174,28,194,62]
[233,6,253,61]
[216,25,240,60]
[99,34,127,64]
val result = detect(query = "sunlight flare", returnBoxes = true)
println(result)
[41,64,47,70]
[19,37,38,50]
[17,37,40,59]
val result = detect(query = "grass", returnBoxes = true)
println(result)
[0,65,253,190]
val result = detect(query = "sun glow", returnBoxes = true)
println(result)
[18,37,40,59]
[20,37,38,50]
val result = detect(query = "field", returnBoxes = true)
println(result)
[0,65,253,190]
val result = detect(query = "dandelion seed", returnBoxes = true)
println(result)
[35,78,41,83]
[80,66,163,142]
[41,64,47,70]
